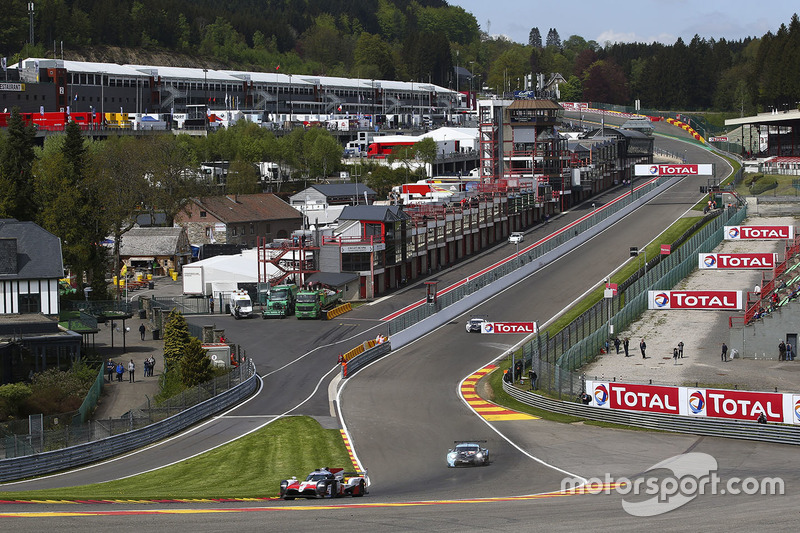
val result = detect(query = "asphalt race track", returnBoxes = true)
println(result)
[3,113,798,530]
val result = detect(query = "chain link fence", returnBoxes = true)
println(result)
[387,175,675,336]
[1,362,254,459]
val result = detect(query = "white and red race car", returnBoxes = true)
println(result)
[280,468,368,500]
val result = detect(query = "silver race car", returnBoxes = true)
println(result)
[465,316,487,333]
[447,441,490,467]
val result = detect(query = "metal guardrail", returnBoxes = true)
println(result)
[503,381,800,446]
[343,342,392,377]
[0,360,258,483]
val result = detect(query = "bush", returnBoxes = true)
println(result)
[23,366,98,416]
[0,383,33,419]
[749,175,778,195]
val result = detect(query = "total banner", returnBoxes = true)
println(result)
[634,164,713,176]
[724,225,795,240]
[648,290,743,310]
[698,253,777,270]
[481,321,538,334]
[585,380,800,424]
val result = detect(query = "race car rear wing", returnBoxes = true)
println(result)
[453,440,487,444]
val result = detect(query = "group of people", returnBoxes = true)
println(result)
[106,357,156,383]
[143,356,157,377]
[778,341,795,361]
[612,336,632,357]
[672,342,685,362]
[612,337,687,361]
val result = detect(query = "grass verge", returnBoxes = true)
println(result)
[0,416,352,501]
[542,215,703,339]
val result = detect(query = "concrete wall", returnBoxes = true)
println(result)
[729,302,800,360]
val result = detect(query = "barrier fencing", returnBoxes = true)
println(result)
[1,362,254,460]
[503,380,800,446]
[386,175,675,337]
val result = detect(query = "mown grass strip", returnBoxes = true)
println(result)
[0,416,351,501]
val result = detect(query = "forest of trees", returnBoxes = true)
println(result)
[0,1,798,113]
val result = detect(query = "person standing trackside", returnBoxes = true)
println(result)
[623,337,630,357]
[678,341,684,358]
[673,347,679,364]
[614,337,621,354]
[128,359,135,382]
[721,342,728,362]
[787,343,794,361]
[116,362,124,382]
[779,340,786,361]
[640,338,647,359]
[139,323,146,341]
[107,360,115,382]
[209,295,215,314]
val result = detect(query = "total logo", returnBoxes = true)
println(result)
[795,399,800,423]
[689,391,706,414]
[727,227,739,239]
[648,165,659,175]
[482,323,494,333]
[703,255,717,268]
[594,384,609,406]
[653,293,670,307]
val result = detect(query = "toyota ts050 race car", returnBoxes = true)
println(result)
[447,441,490,467]
[280,468,368,500]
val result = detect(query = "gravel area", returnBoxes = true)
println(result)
[584,215,800,392]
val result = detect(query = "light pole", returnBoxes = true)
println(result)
[455,50,459,92]
[410,79,414,127]
[28,3,34,46]
[203,68,208,108]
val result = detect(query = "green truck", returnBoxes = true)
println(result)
[295,288,343,319]
[262,284,299,318]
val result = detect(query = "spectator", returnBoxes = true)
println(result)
[678,341,684,358]
[779,341,786,361]
[128,359,135,383]
[528,369,537,390]
[787,343,795,361]
[116,362,124,382]
[514,360,523,381]
[640,339,647,359]
[106,360,115,382]
[139,323,146,341]
[757,412,767,424]
[614,337,621,354]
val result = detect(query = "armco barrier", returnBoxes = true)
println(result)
[503,380,800,446]
[327,303,352,319]
[0,361,258,483]
[343,341,392,377]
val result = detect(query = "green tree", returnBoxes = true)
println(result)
[364,165,404,199]
[180,337,214,388]
[142,135,199,225]
[354,32,396,80]
[413,137,438,177]
[91,136,149,298]
[308,132,343,180]
[226,159,261,194]
[34,123,98,285]
[0,108,37,221]
[0,382,32,419]
[163,309,191,371]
